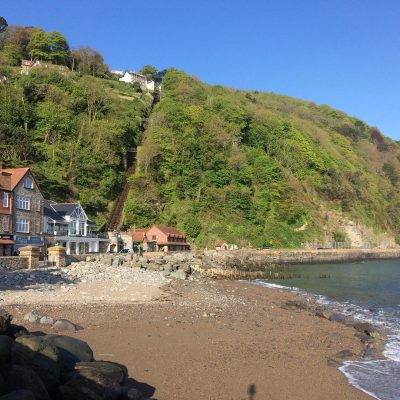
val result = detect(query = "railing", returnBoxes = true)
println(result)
[46,231,108,239]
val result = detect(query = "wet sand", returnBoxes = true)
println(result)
[7,279,371,400]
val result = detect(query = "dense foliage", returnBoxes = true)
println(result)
[124,69,400,248]
[0,20,153,227]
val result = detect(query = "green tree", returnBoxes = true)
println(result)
[27,29,51,60]
[139,65,157,81]
[48,31,69,64]
[0,17,7,34]
[70,47,108,76]
[2,43,23,65]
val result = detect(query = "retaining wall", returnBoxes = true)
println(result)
[0,257,29,272]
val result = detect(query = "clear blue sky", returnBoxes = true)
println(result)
[3,0,400,139]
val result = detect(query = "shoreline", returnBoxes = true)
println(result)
[4,275,373,399]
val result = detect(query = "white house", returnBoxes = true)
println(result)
[118,71,154,91]
[44,200,109,255]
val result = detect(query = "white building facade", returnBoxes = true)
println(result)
[44,201,109,255]
[118,71,155,91]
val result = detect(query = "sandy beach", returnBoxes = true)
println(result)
[2,266,372,400]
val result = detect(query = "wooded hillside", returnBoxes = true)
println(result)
[124,69,400,248]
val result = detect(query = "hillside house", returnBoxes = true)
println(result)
[21,59,41,74]
[2,167,45,253]
[119,71,155,91]
[44,201,109,255]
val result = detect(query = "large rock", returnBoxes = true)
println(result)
[119,387,145,400]
[0,311,12,334]
[23,311,44,325]
[44,335,93,372]
[75,361,127,384]
[1,364,50,400]
[0,336,13,364]
[52,320,81,332]
[57,373,120,400]
[0,390,36,400]
[170,270,187,280]
[328,313,348,324]
[5,325,29,340]
[11,336,60,395]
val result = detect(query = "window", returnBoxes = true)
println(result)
[16,217,29,233]
[3,215,9,231]
[152,235,157,240]
[36,199,41,212]
[3,192,8,208]
[24,178,34,189]
[79,222,85,236]
[35,220,40,234]
[16,196,30,210]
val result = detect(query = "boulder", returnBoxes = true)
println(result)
[314,308,330,319]
[328,313,348,324]
[0,336,13,364]
[5,325,29,340]
[52,320,81,332]
[11,336,60,395]
[119,387,145,400]
[0,310,12,334]
[57,373,120,400]
[1,364,50,400]
[353,322,375,336]
[23,311,43,325]
[334,349,353,358]
[170,270,187,280]
[179,264,192,274]
[0,390,36,400]
[75,361,127,384]
[44,335,93,372]
[39,317,54,326]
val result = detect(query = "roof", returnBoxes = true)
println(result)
[50,202,79,217]
[0,171,11,190]
[127,228,148,242]
[44,200,66,223]
[2,168,30,190]
[157,242,190,247]
[151,225,186,237]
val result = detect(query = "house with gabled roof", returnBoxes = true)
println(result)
[1,166,45,253]
[44,200,109,255]
[121,225,190,253]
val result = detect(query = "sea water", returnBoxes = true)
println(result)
[257,260,400,400]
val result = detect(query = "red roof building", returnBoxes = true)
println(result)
[124,225,190,252]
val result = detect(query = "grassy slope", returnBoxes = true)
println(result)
[123,69,400,248]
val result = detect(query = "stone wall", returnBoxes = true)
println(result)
[68,248,400,280]
[0,256,28,271]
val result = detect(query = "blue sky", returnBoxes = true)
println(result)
[3,0,400,139]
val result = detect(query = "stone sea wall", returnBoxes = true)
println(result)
[0,257,28,272]
[81,248,400,280]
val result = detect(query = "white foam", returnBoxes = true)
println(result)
[340,360,400,400]
[384,335,400,362]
